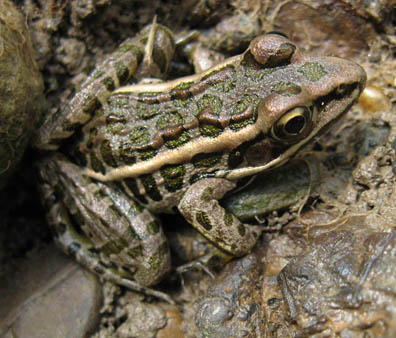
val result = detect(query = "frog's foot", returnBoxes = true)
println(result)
[56,226,174,304]
[176,255,215,289]
[178,178,263,257]
[176,256,216,279]
[175,238,234,274]
[37,154,173,303]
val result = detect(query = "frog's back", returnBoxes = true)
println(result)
[71,64,261,211]
[73,54,306,181]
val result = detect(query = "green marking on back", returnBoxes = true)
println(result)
[229,95,259,131]
[192,152,222,168]
[153,111,188,149]
[272,81,302,96]
[118,144,137,165]
[165,131,190,149]
[213,79,236,92]
[135,102,162,119]
[298,62,327,81]
[160,164,186,192]
[200,124,222,137]
[130,126,150,146]
[172,81,193,91]
[138,149,157,161]
[140,174,162,201]
[156,111,183,129]
[197,94,222,114]
[173,97,196,110]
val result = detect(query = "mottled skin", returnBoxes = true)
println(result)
[35,22,366,302]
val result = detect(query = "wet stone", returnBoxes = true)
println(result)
[0,245,102,338]
[278,220,396,336]
[195,254,264,337]
[0,0,44,188]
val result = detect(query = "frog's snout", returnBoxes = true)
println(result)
[329,57,367,93]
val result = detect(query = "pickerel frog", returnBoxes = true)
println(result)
[35,22,366,302]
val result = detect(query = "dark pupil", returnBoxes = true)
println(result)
[285,115,305,134]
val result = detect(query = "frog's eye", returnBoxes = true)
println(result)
[271,106,312,143]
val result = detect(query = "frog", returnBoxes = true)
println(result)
[34,21,366,303]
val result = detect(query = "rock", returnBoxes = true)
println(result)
[0,0,44,189]
[0,245,102,338]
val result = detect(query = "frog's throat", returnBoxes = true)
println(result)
[217,136,306,180]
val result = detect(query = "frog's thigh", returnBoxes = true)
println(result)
[178,178,262,257]
[37,155,171,287]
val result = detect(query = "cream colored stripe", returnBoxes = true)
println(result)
[84,121,263,181]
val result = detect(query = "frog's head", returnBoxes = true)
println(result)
[243,34,366,171]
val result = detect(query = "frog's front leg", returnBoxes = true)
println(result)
[178,178,262,258]
[37,155,173,303]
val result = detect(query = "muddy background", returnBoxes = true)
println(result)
[2,0,396,337]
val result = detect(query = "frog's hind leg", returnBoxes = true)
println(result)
[34,21,175,151]
[37,154,173,304]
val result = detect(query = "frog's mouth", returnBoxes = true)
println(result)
[218,80,363,181]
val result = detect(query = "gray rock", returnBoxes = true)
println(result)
[0,245,102,338]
